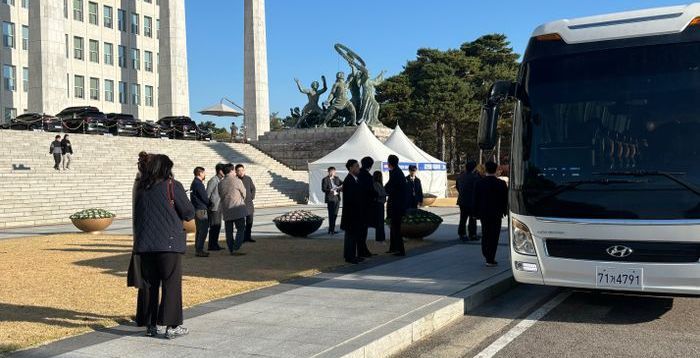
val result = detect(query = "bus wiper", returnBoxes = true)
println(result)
[532,178,644,205]
[593,170,700,196]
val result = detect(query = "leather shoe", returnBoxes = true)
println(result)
[195,251,210,257]
[230,252,246,256]
[208,246,223,251]
[393,252,406,257]
[385,250,397,254]
[345,259,360,264]
[245,239,257,243]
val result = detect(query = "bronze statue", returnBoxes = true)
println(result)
[322,71,357,127]
[358,69,385,126]
[293,76,327,128]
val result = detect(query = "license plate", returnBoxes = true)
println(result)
[596,267,642,289]
[125,125,132,128]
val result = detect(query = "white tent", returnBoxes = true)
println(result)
[308,123,408,205]
[384,125,448,198]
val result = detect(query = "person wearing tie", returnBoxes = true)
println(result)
[321,167,343,235]
[340,159,365,264]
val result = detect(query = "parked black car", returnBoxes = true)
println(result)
[106,113,140,136]
[197,126,213,141]
[9,113,63,132]
[157,116,198,140]
[140,120,169,138]
[56,106,109,134]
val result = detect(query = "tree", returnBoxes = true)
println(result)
[377,34,519,172]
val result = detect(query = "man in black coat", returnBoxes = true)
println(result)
[474,162,508,267]
[385,155,408,256]
[357,156,378,257]
[321,167,343,235]
[406,165,424,209]
[60,134,73,170]
[456,161,480,241]
[340,159,364,264]
[190,167,210,257]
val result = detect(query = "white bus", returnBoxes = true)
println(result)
[479,3,700,295]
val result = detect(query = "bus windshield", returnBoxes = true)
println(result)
[513,40,700,219]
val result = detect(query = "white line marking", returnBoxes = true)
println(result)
[473,291,572,358]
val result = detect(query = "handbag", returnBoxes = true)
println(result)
[195,209,208,220]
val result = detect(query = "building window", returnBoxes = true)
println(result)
[73,0,83,22]
[145,0,151,3]
[22,67,27,93]
[103,5,113,28]
[117,9,126,32]
[104,42,113,65]
[21,0,26,8]
[65,34,69,58]
[21,25,27,51]
[131,48,140,70]
[3,22,15,48]
[89,40,99,63]
[144,16,152,38]
[73,36,83,60]
[118,45,126,67]
[104,79,114,102]
[3,0,14,6]
[118,81,127,104]
[88,2,98,25]
[4,108,16,122]
[74,75,84,98]
[131,83,140,105]
[144,51,153,72]
[156,19,160,39]
[145,85,154,107]
[130,13,139,34]
[66,73,70,97]
[89,77,99,100]
[3,65,15,91]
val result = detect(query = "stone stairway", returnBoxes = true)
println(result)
[0,130,308,229]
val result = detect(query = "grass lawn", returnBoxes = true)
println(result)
[0,233,426,355]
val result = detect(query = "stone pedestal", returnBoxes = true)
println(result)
[254,126,392,170]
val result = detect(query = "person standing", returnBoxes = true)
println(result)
[230,122,238,142]
[370,171,387,242]
[357,156,377,257]
[321,167,343,235]
[49,135,62,170]
[190,167,210,257]
[406,165,424,209]
[474,162,509,267]
[456,161,480,241]
[385,155,409,256]
[218,164,247,256]
[206,163,225,251]
[235,164,256,243]
[340,159,364,264]
[60,134,73,170]
[131,154,194,339]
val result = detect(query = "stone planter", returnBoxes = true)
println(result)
[71,218,114,233]
[183,220,196,234]
[422,195,437,207]
[274,220,323,238]
[401,221,440,239]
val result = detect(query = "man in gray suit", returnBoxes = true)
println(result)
[218,164,247,256]
[206,163,226,250]
[235,164,256,243]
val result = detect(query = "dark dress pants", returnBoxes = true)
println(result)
[208,210,222,250]
[194,216,208,252]
[136,253,183,327]
[225,218,246,253]
[53,153,62,169]
[480,217,502,264]
[357,225,372,257]
[244,214,254,242]
[389,214,405,254]
[458,206,478,239]
[344,229,360,261]
[327,200,340,232]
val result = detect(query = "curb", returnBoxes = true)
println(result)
[314,270,515,358]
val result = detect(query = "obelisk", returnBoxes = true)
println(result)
[244,0,271,141]
[159,0,190,117]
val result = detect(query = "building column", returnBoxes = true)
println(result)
[159,0,190,117]
[27,1,67,115]
[244,0,270,141]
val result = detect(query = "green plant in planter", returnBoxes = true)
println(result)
[273,210,323,223]
[70,208,116,220]
[385,209,443,225]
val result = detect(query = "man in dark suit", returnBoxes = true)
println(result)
[406,165,424,209]
[357,156,378,257]
[340,159,364,264]
[474,162,509,267]
[321,167,343,235]
[385,155,408,257]
[190,167,210,257]
[456,161,480,241]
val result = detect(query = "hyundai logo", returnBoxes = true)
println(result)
[606,245,633,258]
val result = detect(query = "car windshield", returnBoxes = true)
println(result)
[513,40,700,219]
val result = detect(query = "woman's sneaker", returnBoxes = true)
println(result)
[165,326,189,339]
[145,325,165,337]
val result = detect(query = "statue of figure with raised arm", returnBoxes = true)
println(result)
[294,76,327,128]
[358,69,385,126]
[321,71,357,127]
[347,66,363,120]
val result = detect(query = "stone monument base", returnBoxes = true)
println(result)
[253,125,393,170]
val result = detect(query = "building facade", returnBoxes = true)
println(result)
[0,0,189,125]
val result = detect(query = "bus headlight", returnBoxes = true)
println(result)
[512,219,537,256]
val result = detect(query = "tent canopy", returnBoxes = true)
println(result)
[384,125,448,198]
[307,123,407,205]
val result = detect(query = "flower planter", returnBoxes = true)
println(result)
[71,218,114,233]
[273,210,324,237]
[422,194,438,207]
[401,221,440,239]
[183,220,196,234]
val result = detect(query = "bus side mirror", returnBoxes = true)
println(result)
[478,81,514,150]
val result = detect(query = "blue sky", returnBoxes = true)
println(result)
[185,0,688,128]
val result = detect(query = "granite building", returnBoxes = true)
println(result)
[0,0,189,124]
